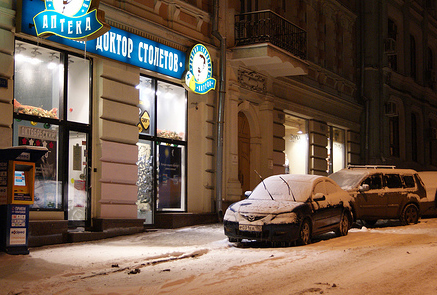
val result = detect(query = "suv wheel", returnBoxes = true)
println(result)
[400,203,419,225]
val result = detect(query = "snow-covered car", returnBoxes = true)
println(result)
[329,166,427,226]
[417,171,437,217]
[223,174,353,245]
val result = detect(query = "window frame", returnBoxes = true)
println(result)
[13,39,92,227]
[137,74,188,213]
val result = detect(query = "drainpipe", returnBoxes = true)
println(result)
[212,0,226,220]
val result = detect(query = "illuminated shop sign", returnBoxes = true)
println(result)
[184,44,216,94]
[33,0,110,40]
[18,0,186,79]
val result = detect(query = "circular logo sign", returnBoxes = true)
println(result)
[184,44,216,94]
[51,0,89,17]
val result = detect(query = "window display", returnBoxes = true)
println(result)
[157,81,187,141]
[68,131,88,221]
[13,120,61,209]
[137,76,187,216]
[14,42,62,119]
[284,115,308,174]
[137,140,154,223]
[13,40,91,224]
[327,127,346,173]
[138,77,155,136]
[157,144,186,210]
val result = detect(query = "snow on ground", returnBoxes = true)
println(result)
[2,220,437,294]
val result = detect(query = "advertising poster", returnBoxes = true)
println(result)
[18,126,59,209]
[8,205,29,246]
[158,145,181,209]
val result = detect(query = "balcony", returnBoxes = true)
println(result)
[233,10,308,77]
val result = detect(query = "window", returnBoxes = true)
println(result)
[410,34,417,80]
[137,76,187,221]
[412,113,418,162]
[13,40,91,226]
[327,127,346,174]
[387,19,398,71]
[362,174,382,190]
[426,48,435,89]
[283,115,308,174]
[384,174,402,189]
[389,116,400,157]
[403,175,416,188]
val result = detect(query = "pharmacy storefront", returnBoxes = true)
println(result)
[12,0,216,239]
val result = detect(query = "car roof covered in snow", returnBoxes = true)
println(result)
[329,167,418,190]
[249,174,336,202]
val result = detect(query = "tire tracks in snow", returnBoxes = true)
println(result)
[70,248,209,281]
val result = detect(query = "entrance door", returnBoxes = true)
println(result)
[68,131,90,227]
[238,112,251,199]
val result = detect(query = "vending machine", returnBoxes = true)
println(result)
[0,146,47,254]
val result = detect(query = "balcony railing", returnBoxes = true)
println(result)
[235,10,307,60]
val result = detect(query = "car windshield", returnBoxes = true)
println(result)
[248,176,313,202]
[329,170,367,190]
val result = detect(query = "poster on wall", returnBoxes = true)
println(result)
[18,126,59,209]
[158,145,181,209]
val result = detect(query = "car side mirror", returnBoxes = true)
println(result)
[244,191,252,198]
[313,193,326,202]
[359,184,370,192]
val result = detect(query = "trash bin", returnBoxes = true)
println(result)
[0,146,47,254]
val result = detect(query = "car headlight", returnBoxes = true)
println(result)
[270,212,298,224]
[224,207,237,222]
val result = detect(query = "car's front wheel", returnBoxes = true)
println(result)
[297,219,311,245]
[335,211,350,237]
[400,203,419,225]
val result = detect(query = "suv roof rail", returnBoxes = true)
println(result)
[347,165,396,169]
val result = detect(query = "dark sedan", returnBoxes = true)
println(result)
[223,174,353,245]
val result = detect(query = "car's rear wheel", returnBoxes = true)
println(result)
[400,203,419,225]
[335,211,350,237]
[297,219,311,245]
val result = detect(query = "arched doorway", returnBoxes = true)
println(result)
[238,112,251,198]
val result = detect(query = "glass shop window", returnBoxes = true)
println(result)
[13,120,61,209]
[14,43,62,119]
[137,76,187,221]
[13,40,91,225]
[284,115,308,174]
[327,127,346,174]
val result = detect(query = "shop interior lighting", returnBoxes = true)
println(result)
[15,43,28,63]
[48,52,60,69]
[15,43,26,54]
[297,125,303,134]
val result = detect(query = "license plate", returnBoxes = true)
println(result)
[239,224,262,232]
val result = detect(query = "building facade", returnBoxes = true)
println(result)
[1,0,436,246]
[222,0,361,208]
[360,0,437,171]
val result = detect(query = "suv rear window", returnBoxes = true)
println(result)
[402,175,416,188]
[384,174,402,188]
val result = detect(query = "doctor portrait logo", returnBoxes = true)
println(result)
[184,44,216,95]
[33,0,110,40]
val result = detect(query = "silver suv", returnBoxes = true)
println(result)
[329,166,427,226]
